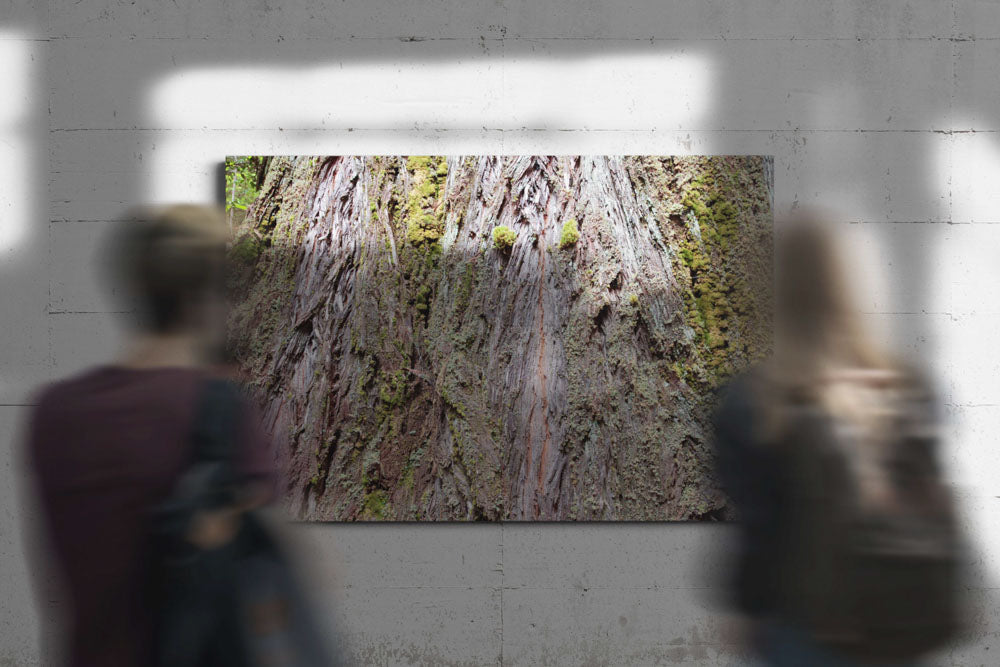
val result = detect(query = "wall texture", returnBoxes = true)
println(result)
[2,1,1000,664]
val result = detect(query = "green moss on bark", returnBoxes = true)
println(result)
[492,225,516,250]
[559,218,580,249]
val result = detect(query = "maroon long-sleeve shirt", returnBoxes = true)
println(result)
[25,366,275,667]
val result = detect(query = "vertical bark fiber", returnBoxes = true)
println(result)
[227,155,772,521]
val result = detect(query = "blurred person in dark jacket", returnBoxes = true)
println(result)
[24,205,276,666]
[713,212,965,666]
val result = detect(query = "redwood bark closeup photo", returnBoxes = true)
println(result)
[225,155,772,521]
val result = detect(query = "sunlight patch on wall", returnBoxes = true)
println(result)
[144,51,714,203]
[950,132,1000,223]
[0,33,33,264]
[932,125,1000,586]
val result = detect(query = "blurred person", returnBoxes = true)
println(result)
[713,212,966,666]
[24,205,336,666]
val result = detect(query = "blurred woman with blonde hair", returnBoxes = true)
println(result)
[714,210,964,666]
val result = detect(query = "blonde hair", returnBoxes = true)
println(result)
[771,212,890,386]
[760,211,909,506]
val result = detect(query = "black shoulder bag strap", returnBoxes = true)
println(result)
[188,378,243,508]
[152,377,249,667]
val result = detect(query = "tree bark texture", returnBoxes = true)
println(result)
[227,155,772,521]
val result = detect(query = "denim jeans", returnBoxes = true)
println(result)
[759,622,920,667]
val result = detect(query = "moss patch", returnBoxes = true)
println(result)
[361,490,389,519]
[404,156,448,247]
[559,218,580,249]
[492,225,516,250]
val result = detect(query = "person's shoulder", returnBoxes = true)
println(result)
[889,363,941,428]
[30,366,112,412]
[24,368,124,458]
[896,363,937,398]
[715,367,766,414]
[712,367,769,446]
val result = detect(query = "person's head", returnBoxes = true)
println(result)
[772,208,890,385]
[110,204,229,343]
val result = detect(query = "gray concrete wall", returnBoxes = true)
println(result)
[2,1,1000,664]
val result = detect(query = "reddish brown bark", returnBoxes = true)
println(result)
[228,155,772,521]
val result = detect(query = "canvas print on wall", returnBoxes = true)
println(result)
[225,155,773,521]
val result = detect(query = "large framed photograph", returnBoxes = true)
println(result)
[225,155,773,521]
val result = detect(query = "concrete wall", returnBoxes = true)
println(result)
[2,1,1000,664]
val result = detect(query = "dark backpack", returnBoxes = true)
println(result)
[150,378,341,667]
[776,376,964,662]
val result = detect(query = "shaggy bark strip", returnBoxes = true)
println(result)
[227,155,773,521]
